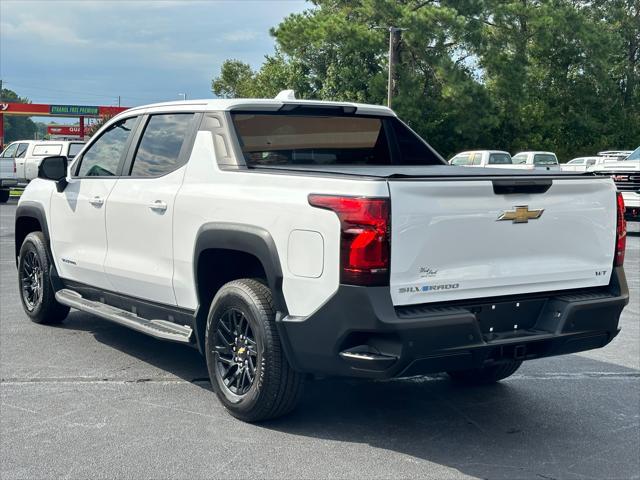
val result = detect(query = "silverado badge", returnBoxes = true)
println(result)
[497,206,544,223]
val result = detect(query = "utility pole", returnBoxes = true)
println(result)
[387,27,403,108]
[118,95,121,107]
[373,26,406,108]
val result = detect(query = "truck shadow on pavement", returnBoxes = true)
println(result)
[59,311,639,480]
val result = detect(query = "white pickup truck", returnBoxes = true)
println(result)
[591,146,640,221]
[15,95,629,421]
[0,143,19,203]
[512,151,561,170]
[2,140,85,185]
[449,150,517,168]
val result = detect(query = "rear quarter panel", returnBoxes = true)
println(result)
[172,130,389,316]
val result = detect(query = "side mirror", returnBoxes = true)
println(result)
[38,156,68,192]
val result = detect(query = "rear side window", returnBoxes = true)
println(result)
[512,154,527,164]
[533,154,557,165]
[473,153,484,165]
[231,113,442,166]
[488,153,512,164]
[67,143,84,158]
[77,117,138,177]
[16,143,28,158]
[129,114,194,177]
[33,144,62,156]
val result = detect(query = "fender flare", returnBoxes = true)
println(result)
[192,223,298,363]
[193,222,287,312]
[15,201,52,263]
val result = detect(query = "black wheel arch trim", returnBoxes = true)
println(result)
[192,222,300,369]
[15,201,52,266]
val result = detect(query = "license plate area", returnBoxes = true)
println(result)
[472,298,547,335]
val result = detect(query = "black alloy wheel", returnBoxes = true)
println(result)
[21,250,43,311]
[214,308,258,396]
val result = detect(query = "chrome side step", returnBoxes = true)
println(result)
[55,289,193,344]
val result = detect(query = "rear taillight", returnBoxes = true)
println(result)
[615,192,626,266]
[308,194,390,285]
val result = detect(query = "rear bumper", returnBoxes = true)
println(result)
[0,178,18,188]
[278,267,629,378]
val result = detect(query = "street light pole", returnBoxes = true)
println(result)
[178,93,187,101]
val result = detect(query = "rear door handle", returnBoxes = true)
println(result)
[148,200,167,212]
[89,196,104,207]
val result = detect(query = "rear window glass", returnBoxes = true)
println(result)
[33,144,62,156]
[231,113,442,166]
[533,154,558,165]
[488,153,512,164]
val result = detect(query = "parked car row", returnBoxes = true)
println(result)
[0,140,85,202]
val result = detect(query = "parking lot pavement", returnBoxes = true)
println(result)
[1,197,638,480]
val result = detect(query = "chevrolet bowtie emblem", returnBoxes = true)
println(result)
[497,206,544,223]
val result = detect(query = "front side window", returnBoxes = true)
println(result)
[128,114,194,177]
[231,113,442,166]
[586,159,596,166]
[533,154,558,165]
[77,117,137,177]
[450,154,470,166]
[488,153,512,164]
[33,144,63,156]
[1,143,18,158]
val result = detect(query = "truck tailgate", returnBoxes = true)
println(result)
[389,177,617,306]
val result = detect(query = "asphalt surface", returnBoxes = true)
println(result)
[1,197,638,480]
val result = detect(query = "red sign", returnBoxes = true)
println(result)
[47,125,84,136]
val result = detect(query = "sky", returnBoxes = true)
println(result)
[0,0,308,121]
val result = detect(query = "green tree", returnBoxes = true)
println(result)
[212,0,640,159]
[0,88,37,144]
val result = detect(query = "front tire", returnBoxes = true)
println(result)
[447,360,522,385]
[205,279,304,422]
[0,189,10,203]
[18,232,69,324]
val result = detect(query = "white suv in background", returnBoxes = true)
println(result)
[3,140,85,184]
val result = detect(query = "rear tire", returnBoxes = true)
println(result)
[0,189,10,203]
[447,360,522,385]
[205,278,304,422]
[18,232,69,324]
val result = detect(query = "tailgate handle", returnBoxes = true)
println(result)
[492,179,552,195]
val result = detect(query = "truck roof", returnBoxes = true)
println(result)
[124,98,396,117]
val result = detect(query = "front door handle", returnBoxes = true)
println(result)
[148,200,167,212]
[89,196,104,207]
